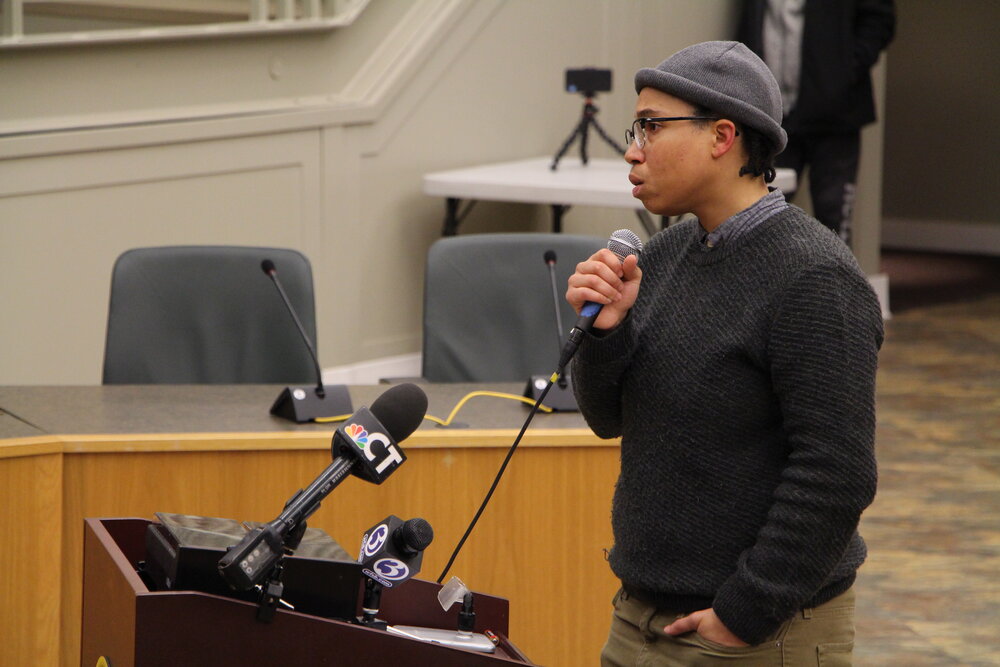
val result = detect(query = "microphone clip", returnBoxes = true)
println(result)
[359,577,388,629]
[457,592,476,635]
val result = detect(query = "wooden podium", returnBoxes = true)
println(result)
[81,518,534,666]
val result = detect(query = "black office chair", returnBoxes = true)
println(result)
[102,245,318,384]
[422,233,605,382]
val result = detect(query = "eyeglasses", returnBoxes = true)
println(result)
[625,116,721,149]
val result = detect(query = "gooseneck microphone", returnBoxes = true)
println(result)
[261,258,353,422]
[218,383,428,594]
[556,229,643,373]
[262,259,324,397]
[544,250,565,354]
[522,250,580,411]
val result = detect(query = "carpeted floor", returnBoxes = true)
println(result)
[854,250,1000,666]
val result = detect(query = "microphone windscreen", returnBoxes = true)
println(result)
[607,229,643,262]
[543,250,557,264]
[261,259,276,275]
[397,517,434,553]
[370,383,428,442]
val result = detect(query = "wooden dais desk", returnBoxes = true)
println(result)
[0,384,620,667]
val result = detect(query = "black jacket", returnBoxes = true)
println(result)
[737,0,895,133]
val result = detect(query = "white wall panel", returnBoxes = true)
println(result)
[0,131,322,384]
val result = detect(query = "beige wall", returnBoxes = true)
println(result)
[2,0,893,385]
[881,0,1000,253]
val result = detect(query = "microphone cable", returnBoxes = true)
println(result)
[315,390,555,425]
[435,371,560,583]
[310,381,563,582]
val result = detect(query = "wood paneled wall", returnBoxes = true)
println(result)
[0,444,64,667]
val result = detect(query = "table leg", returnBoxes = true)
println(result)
[442,198,461,236]
[551,204,569,233]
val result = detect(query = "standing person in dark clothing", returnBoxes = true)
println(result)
[566,41,884,665]
[737,0,896,245]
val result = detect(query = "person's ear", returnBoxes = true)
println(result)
[711,120,739,158]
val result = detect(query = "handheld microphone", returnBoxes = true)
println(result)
[261,259,353,423]
[218,383,428,592]
[523,250,580,411]
[556,229,642,373]
[358,515,434,626]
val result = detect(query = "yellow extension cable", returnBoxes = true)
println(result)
[313,389,554,427]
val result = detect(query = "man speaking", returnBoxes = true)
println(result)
[566,41,883,664]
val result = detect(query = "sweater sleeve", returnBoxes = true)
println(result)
[569,317,638,439]
[712,263,884,644]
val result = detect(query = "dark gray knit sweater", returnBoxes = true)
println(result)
[572,205,883,645]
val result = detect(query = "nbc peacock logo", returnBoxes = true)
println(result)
[346,423,369,448]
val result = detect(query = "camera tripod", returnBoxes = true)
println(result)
[550,96,625,171]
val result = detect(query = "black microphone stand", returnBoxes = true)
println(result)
[360,577,387,629]
[254,519,307,623]
[550,94,625,171]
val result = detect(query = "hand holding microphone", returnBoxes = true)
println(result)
[566,232,643,332]
[556,229,642,373]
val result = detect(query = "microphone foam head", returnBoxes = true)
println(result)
[397,517,434,553]
[543,249,557,265]
[607,229,643,262]
[261,259,276,275]
[369,383,428,442]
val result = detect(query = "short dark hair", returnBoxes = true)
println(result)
[692,104,778,183]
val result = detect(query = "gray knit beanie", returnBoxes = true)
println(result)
[635,41,787,153]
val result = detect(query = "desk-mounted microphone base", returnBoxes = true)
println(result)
[270,385,352,423]
[523,374,579,412]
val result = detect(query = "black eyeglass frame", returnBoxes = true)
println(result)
[625,116,731,149]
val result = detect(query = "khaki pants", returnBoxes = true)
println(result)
[600,587,856,666]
